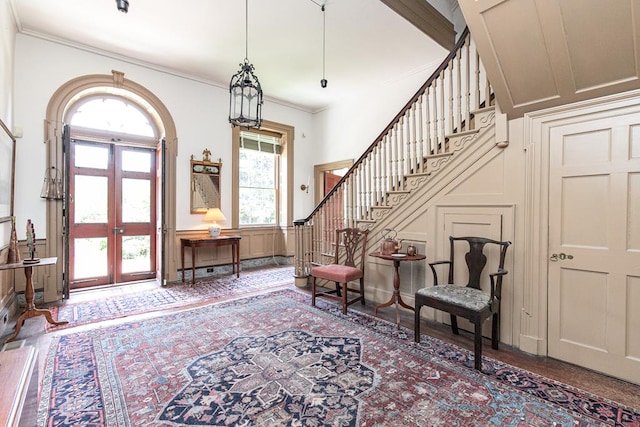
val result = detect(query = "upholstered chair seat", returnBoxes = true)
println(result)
[414,236,511,371]
[311,228,369,314]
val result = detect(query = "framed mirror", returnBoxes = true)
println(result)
[190,150,221,214]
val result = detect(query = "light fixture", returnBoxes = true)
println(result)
[40,166,63,200]
[320,4,328,88]
[229,0,263,128]
[300,176,310,193]
[116,0,129,13]
[204,208,226,238]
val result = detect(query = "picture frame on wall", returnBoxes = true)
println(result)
[0,118,16,248]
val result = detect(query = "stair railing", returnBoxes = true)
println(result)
[294,28,493,280]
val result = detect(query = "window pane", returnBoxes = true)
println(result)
[239,188,276,225]
[70,97,155,137]
[75,175,108,223]
[74,237,107,279]
[121,235,150,273]
[75,144,109,169]
[239,149,275,187]
[122,178,150,223]
[122,150,151,173]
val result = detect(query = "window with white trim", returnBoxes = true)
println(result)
[238,131,281,226]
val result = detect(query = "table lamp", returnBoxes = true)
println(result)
[204,208,226,237]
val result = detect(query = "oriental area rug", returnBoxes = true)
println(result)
[46,265,294,331]
[38,289,639,427]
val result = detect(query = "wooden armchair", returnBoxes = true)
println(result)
[414,236,511,371]
[311,228,369,314]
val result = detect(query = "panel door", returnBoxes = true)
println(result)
[548,114,640,384]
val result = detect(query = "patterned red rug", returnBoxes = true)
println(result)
[46,265,294,331]
[38,289,639,426]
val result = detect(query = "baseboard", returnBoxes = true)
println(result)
[519,333,546,356]
[178,256,293,283]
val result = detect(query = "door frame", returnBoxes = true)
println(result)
[313,159,353,205]
[43,71,178,302]
[522,88,640,356]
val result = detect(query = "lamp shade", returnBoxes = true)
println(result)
[204,208,226,237]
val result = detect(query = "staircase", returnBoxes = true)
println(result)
[293,28,499,281]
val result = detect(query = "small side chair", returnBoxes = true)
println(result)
[414,236,511,371]
[311,227,369,314]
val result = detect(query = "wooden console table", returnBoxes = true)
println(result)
[1,257,68,343]
[181,236,241,284]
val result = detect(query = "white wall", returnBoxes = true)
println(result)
[0,0,15,123]
[0,0,17,332]
[311,53,446,170]
[13,34,317,233]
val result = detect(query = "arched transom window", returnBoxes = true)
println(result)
[68,95,158,140]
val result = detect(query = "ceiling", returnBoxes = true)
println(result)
[9,0,453,112]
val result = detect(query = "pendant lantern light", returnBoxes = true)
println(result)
[229,0,263,128]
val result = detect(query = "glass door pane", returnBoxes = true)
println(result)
[74,175,108,223]
[121,235,150,274]
[122,178,150,222]
[74,237,108,279]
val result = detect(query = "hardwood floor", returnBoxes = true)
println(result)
[2,274,639,418]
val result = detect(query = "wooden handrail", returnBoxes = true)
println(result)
[294,27,493,279]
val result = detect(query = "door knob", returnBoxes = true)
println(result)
[550,252,574,262]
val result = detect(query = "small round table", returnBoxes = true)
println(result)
[1,257,69,343]
[370,251,426,327]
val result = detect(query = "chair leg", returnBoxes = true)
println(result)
[335,282,342,297]
[450,314,459,335]
[341,283,347,315]
[359,278,365,305]
[311,277,317,307]
[414,304,421,343]
[474,321,483,371]
[491,312,500,350]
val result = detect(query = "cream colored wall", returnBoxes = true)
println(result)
[355,109,527,348]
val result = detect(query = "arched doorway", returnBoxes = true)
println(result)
[43,71,178,301]
[66,96,159,289]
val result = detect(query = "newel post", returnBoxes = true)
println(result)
[293,219,311,288]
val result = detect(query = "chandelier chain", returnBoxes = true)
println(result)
[322,4,326,79]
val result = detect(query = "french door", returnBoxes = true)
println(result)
[68,140,157,289]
